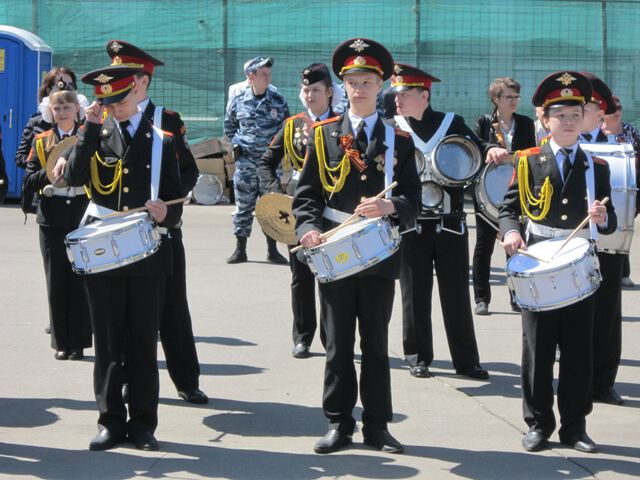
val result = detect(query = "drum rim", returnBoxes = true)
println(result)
[431,135,482,184]
[69,244,161,274]
[192,173,223,205]
[421,180,444,208]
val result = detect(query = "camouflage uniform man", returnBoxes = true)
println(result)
[224,56,290,263]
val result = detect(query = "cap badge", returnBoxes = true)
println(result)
[95,74,114,84]
[303,69,311,75]
[303,79,309,85]
[393,64,402,74]
[556,72,576,86]
[111,56,123,66]
[561,88,573,97]
[100,84,113,94]
[395,76,403,83]
[349,39,369,53]
[354,56,366,66]
[110,41,123,53]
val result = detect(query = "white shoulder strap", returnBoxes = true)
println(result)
[150,106,164,201]
[582,150,598,240]
[394,112,454,154]
[383,125,395,198]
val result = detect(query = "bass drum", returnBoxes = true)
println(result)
[430,135,482,186]
[191,174,223,205]
[474,162,515,224]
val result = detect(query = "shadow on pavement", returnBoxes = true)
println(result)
[0,397,94,428]
[194,336,258,347]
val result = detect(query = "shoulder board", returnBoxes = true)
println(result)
[516,147,540,157]
[592,156,608,166]
[312,115,341,129]
[394,128,411,138]
[540,134,551,145]
[162,130,174,137]
[286,112,307,123]
[34,130,54,139]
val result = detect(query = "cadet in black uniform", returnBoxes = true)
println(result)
[392,64,507,379]
[105,40,206,405]
[499,71,616,453]
[260,63,335,358]
[63,65,183,452]
[293,38,420,454]
[23,84,91,360]
[579,72,625,406]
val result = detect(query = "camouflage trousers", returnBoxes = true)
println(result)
[232,155,267,237]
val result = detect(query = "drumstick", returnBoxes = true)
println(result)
[290,181,398,253]
[551,196,609,259]
[102,197,189,218]
[516,248,549,263]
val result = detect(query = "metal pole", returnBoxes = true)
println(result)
[601,0,608,82]
[32,0,38,34]
[415,0,421,67]
[222,0,229,109]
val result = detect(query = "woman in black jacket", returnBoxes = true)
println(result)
[472,77,536,315]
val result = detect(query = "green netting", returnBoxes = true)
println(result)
[2,0,639,143]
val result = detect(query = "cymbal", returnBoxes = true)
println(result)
[46,136,77,186]
[255,192,297,245]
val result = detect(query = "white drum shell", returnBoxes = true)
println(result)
[304,217,401,283]
[580,143,637,254]
[65,212,161,274]
[475,163,515,224]
[506,237,601,311]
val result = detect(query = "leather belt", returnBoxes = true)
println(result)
[322,206,351,223]
[527,221,590,239]
[42,185,86,198]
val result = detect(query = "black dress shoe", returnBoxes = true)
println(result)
[409,365,432,378]
[267,251,289,264]
[313,430,352,454]
[55,350,69,360]
[68,349,84,361]
[594,387,624,405]
[89,428,125,451]
[455,365,489,380]
[292,343,310,358]
[122,383,129,404]
[561,433,597,453]
[363,430,404,453]
[128,431,159,451]
[178,388,209,404]
[45,325,51,334]
[521,430,548,452]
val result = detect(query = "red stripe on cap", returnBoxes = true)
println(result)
[94,75,136,98]
[391,74,432,89]
[591,91,609,112]
[112,54,154,74]
[340,55,383,76]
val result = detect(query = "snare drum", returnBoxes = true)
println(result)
[429,135,482,186]
[65,212,161,274]
[580,142,637,254]
[304,217,401,283]
[506,237,601,311]
[474,162,515,224]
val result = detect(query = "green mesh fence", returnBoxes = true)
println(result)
[2,0,639,143]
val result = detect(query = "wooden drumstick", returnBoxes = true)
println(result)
[552,196,609,259]
[102,197,189,219]
[516,248,549,263]
[290,181,398,253]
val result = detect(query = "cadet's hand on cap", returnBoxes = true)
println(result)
[85,101,104,124]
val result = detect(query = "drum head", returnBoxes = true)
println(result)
[422,181,444,208]
[255,192,297,245]
[191,174,223,205]
[433,135,481,184]
[46,136,77,187]
[507,237,590,274]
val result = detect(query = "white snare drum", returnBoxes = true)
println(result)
[474,162,515,224]
[304,217,401,283]
[191,173,223,205]
[65,212,161,274]
[429,135,482,186]
[506,237,601,312]
[580,142,637,254]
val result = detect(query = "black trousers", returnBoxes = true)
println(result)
[471,212,498,304]
[85,274,164,437]
[39,226,91,351]
[521,295,594,440]
[622,253,630,278]
[289,248,325,347]
[159,230,201,391]
[593,252,623,392]
[400,221,481,369]
[319,275,394,436]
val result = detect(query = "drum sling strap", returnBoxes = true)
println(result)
[394,112,454,156]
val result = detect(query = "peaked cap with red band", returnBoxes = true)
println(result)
[532,71,592,109]
[579,71,616,115]
[332,38,394,81]
[81,65,143,105]
[391,63,441,92]
[106,40,164,76]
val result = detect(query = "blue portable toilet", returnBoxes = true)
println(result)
[0,25,52,199]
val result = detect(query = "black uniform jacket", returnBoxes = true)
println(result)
[23,126,88,228]
[15,113,52,169]
[402,106,493,213]
[142,100,199,196]
[64,116,183,276]
[293,114,421,279]
[474,112,536,152]
[260,110,334,196]
[498,142,616,239]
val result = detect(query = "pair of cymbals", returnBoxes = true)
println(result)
[255,192,297,245]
